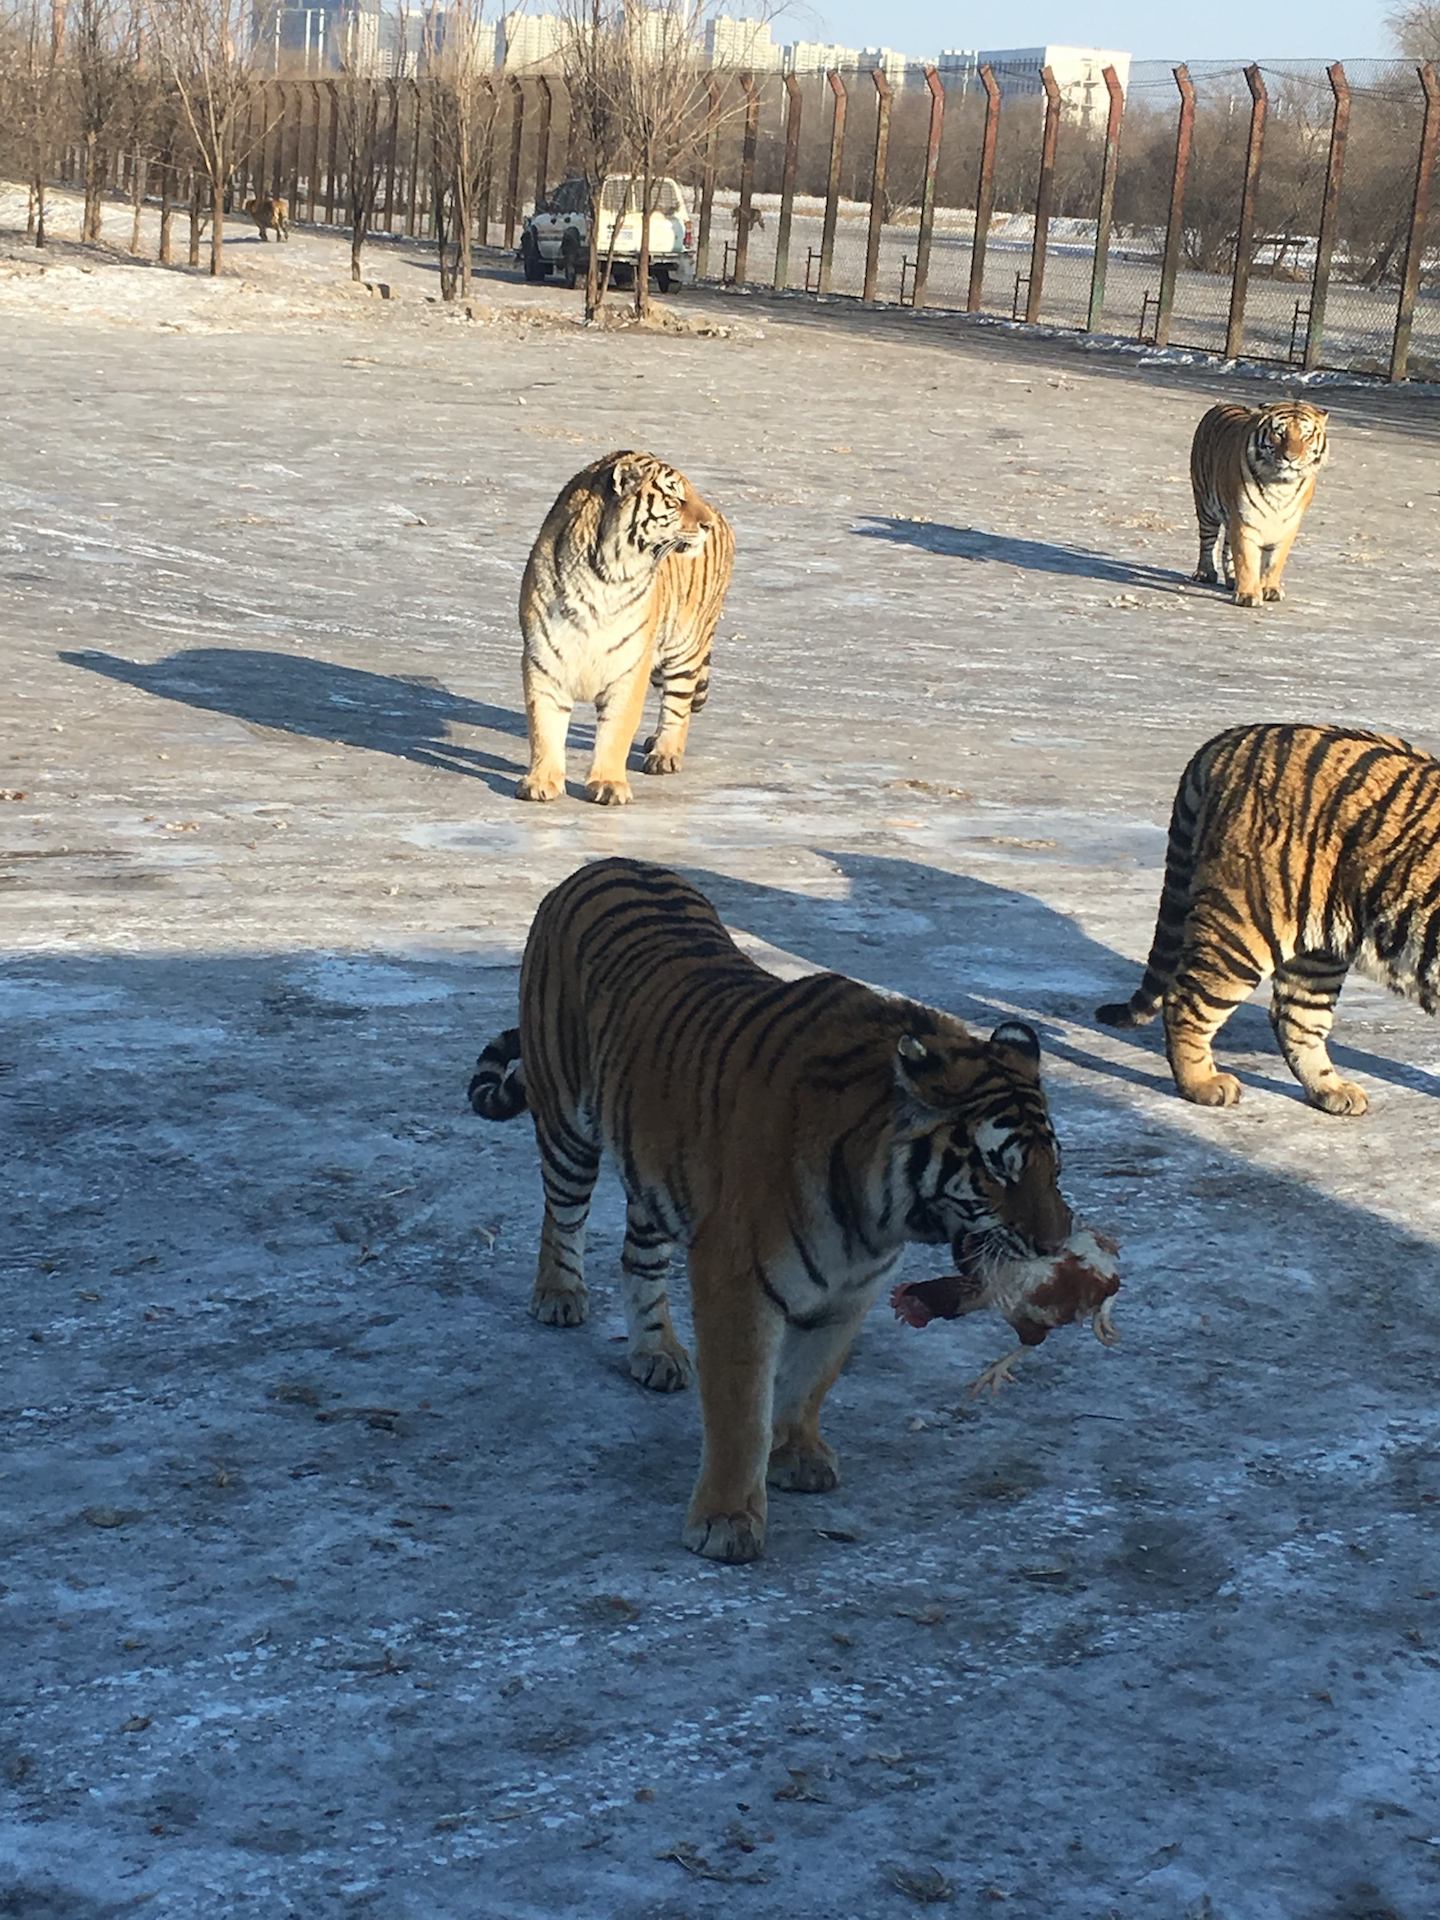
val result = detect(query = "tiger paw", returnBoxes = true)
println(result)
[1307,1079,1368,1117]
[1233,590,1264,608]
[767,1438,840,1493]
[682,1509,766,1563]
[642,744,684,776]
[585,778,632,807]
[628,1340,693,1392]
[1181,1071,1243,1108]
[1191,565,1219,586]
[516,770,565,803]
[1262,584,1285,603]
[530,1283,588,1327]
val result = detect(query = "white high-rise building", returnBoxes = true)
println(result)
[705,15,781,71]
[500,9,564,67]
[783,40,861,73]
[859,45,919,85]
[975,46,1131,125]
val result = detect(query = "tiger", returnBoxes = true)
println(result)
[1095,721,1440,1116]
[244,194,289,242]
[1189,400,1328,607]
[517,451,735,808]
[468,856,1073,1563]
[731,204,765,233]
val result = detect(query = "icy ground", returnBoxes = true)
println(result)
[4,251,1440,1920]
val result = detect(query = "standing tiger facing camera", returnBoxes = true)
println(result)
[517,451,734,806]
[1096,722,1440,1115]
[1189,400,1328,606]
[469,857,1072,1563]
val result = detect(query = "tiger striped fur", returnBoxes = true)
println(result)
[468,856,1072,1563]
[244,195,289,242]
[517,451,734,807]
[1095,721,1440,1115]
[1190,400,1328,607]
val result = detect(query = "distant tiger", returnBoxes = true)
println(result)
[517,451,734,807]
[1096,721,1440,1115]
[244,194,289,242]
[731,204,765,233]
[469,857,1072,1563]
[1189,400,1328,606]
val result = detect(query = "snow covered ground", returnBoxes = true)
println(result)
[4,223,1440,1919]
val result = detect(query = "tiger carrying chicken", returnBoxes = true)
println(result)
[469,857,1074,1563]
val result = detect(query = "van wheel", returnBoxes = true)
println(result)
[655,267,672,294]
[521,233,548,283]
[561,233,582,290]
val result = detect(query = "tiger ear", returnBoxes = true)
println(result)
[609,455,646,498]
[990,1020,1041,1065]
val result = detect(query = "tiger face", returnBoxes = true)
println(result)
[610,455,712,558]
[1250,403,1328,481]
[899,1021,1072,1261]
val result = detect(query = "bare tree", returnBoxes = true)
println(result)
[151,0,279,276]
[423,0,499,301]
[559,0,775,320]
[0,0,68,245]
[336,2,414,283]
[1388,2,1440,60]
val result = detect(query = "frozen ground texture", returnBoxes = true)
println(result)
[4,226,1440,1920]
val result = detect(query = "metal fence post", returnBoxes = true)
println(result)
[406,79,422,237]
[819,70,847,295]
[1086,65,1125,331]
[1224,64,1268,360]
[324,82,339,224]
[912,65,945,308]
[863,68,893,302]
[533,76,553,213]
[1390,61,1440,381]
[502,77,524,250]
[967,64,1000,312]
[735,72,759,283]
[1025,65,1061,322]
[1303,63,1350,372]
[1154,64,1195,349]
[774,72,803,290]
[697,76,720,279]
[305,82,322,222]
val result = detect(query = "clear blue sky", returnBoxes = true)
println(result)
[796,0,1395,61]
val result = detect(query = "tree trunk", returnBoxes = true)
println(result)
[209,173,225,276]
[129,159,148,255]
[26,182,37,241]
[634,169,652,321]
[83,134,104,243]
[159,156,173,264]
[351,221,364,281]
[32,176,47,247]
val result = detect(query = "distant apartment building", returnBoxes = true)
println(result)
[975,45,1132,124]
[783,39,860,73]
[499,9,563,68]
[705,14,782,70]
[858,45,920,84]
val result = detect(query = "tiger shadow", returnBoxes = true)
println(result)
[60,647,549,798]
[683,849,1440,1110]
[852,516,1198,595]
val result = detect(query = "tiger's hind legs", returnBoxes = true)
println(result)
[1270,957,1368,1115]
[620,1202,692,1391]
[530,1117,601,1327]
[682,1228,784,1563]
[642,661,709,776]
[767,1303,871,1495]
[1163,925,1265,1107]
